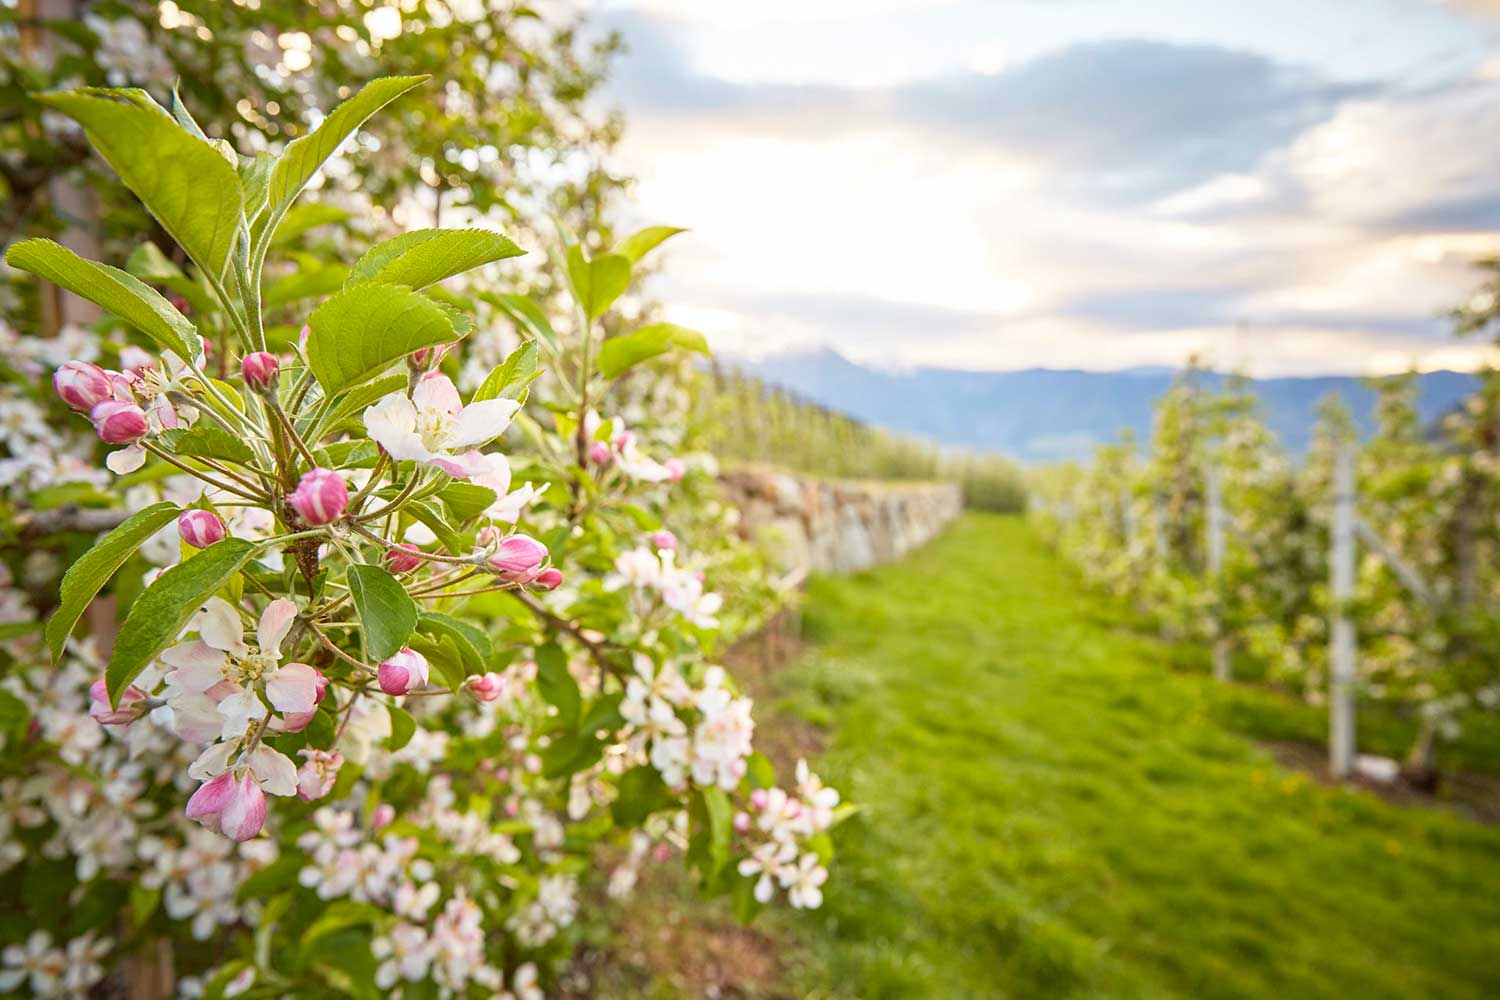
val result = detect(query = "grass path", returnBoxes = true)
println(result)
[771,513,1500,999]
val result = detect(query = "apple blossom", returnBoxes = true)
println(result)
[178,509,227,548]
[240,351,280,392]
[664,457,686,482]
[588,439,612,464]
[290,467,348,525]
[89,399,148,444]
[464,672,506,702]
[379,647,430,695]
[487,533,548,583]
[186,770,267,841]
[53,360,114,412]
[535,567,563,590]
[469,451,543,523]
[651,529,678,551]
[363,372,519,478]
[386,542,424,573]
[296,748,344,801]
[88,678,147,726]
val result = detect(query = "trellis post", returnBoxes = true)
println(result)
[1206,464,1231,682]
[1329,441,1357,781]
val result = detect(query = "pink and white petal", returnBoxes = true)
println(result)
[216,688,264,740]
[197,598,248,656]
[452,398,521,448]
[256,599,298,658]
[487,483,539,524]
[266,662,319,715]
[412,372,462,415]
[426,455,474,478]
[188,740,236,780]
[363,395,430,462]
[468,451,512,495]
[169,694,227,743]
[105,444,146,475]
[160,641,228,688]
[246,744,299,797]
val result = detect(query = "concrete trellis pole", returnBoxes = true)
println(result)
[1206,465,1231,682]
[1329,441,1357,781]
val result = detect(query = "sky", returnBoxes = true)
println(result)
[587,0,1500,376]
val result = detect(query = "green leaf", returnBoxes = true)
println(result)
[541,731,606,778]
[731,872,766,925]
[565,247,632,320]
[597,322,710,379]
[409,634,465,692]
[346,228,524,290]
[270,202,350,246]
[106,538,256,706]
[305,284,455,395]
[347,564,418,662]
[298,901,383,958]
[399,500,465,554]
[388,704,416,751]
[745,751,777,790]
[39,88,243,278]
[264,261,349,307]
[6,239,201,363]
[535,641,580,729]
[126,241,217,315]
[264,76,426,232]
[238,151,276,220]
[702,785,733,872]
[489,293,559,351]
[612,765,675,826]
[157,424,255,464]
[234,854,302,904]
[437,482,497,523]
[46,502,180,662]
[416,611,490,672]
[474,340,539,403]
[615,225,686,264]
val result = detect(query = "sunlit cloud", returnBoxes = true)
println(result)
[598,1,1500,376]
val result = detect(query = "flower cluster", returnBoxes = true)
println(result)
[0,80,841,1000]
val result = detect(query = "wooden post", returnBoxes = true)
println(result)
[1206,465,1231,682]
[1329,441,1357,781]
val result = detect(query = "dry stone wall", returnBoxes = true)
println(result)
[719,465,963,574]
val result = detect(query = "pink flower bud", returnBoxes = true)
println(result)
[54,361,114,413]
[378,647,430,696]
[385,543,423,573]
[372,803,396,829]
[733,811,752,833]
[465,672,505,702]
[488,534,548,583]
[290,468,348,525]
[296,748,344,802]
[653,844,672,863]
[409,344,450,370]
[613,429,635,451]
[241,351,280,392]
[88,679,147,726]
[534,568,563,591]
[186,771,266,841]
[588,440,612,465]
[170,295,191,315]
[298,325,311,352]
[178,510,228,548]
[664,458,686,482]
[90,400,149,444]
[750,788,770,811]
[650,529,678,552]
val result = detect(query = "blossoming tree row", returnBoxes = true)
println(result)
[0,77,845,999]
[1030,362,1500,778]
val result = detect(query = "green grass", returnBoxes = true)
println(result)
[774,513,1500,1000]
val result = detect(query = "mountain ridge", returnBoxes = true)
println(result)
[728,349,1480,462]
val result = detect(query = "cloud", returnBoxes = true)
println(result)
[608,11,1372,199]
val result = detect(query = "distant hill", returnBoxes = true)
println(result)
[730,350,1480,462]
